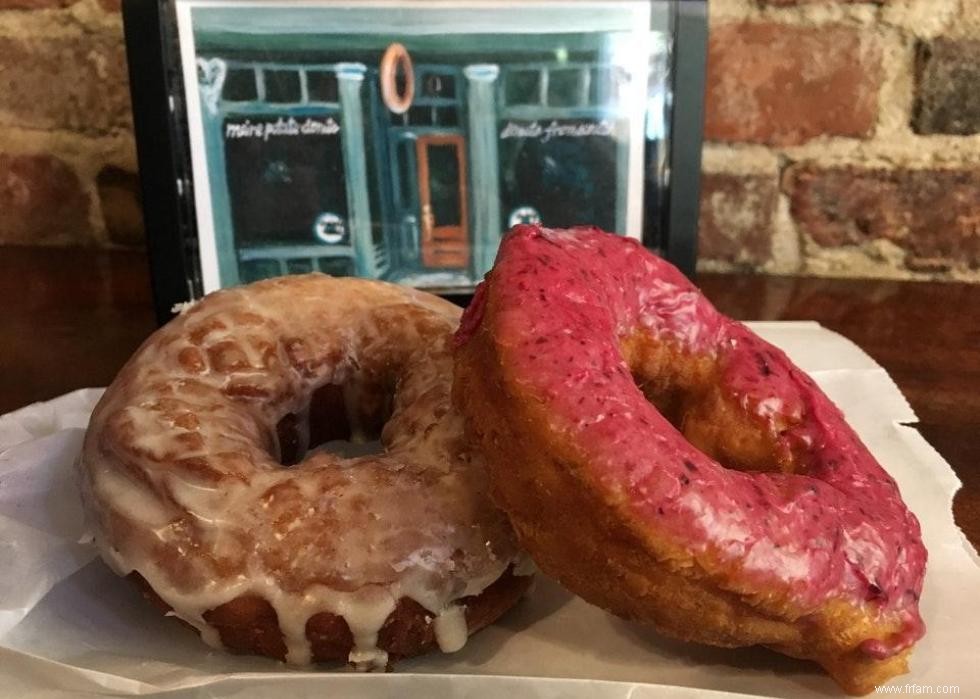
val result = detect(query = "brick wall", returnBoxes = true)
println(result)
[0,0,141,248]
[701,0,980,281]
[1,0,979,282]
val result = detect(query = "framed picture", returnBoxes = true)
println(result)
[123,0,708,323]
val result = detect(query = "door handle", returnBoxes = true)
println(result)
[421,204,435,237]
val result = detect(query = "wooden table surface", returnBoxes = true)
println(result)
[2,246,976,551]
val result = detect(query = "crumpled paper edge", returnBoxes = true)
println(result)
[0,644,767,699]
[0,388,104,452]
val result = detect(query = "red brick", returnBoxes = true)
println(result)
[0,33,131,134]
[784,166,980,270]
[0,0,76,8]
[97,166,144,247]
[760,0,888,5]
[0,154,92,245]
[914,39,980,136]
[698,173,778,267]
[705,24,882,146]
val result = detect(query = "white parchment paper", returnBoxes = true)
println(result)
[1,323,977,698]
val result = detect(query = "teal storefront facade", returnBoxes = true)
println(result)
[186,3,668,290]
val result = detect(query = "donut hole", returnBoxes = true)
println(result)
[631,373,689,433]
[275,380,393,466]
[676,387,795,474]
[625,337,794,475]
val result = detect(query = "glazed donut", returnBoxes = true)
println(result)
[453,225,926,694]
[80,275,530,669]
[380,42,414,114]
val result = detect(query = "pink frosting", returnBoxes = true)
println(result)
[457,225,926,657]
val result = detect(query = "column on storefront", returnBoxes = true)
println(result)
[463,64,502,278]
[198,57,240,287]
[336,63,378,278]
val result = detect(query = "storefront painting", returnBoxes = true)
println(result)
[183,2,668,291]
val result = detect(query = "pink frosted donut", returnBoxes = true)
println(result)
[453,225,926,694]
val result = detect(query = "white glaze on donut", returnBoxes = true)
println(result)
[80,275,526,668]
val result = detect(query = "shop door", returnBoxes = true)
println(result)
[415,134,469,268]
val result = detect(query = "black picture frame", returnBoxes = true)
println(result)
[123,0,708,325]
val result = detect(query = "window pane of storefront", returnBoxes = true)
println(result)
[428,144,462,227]
[223,115,348,248]
[499,123,618,233]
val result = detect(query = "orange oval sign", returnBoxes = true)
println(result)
[380,43,414,114]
